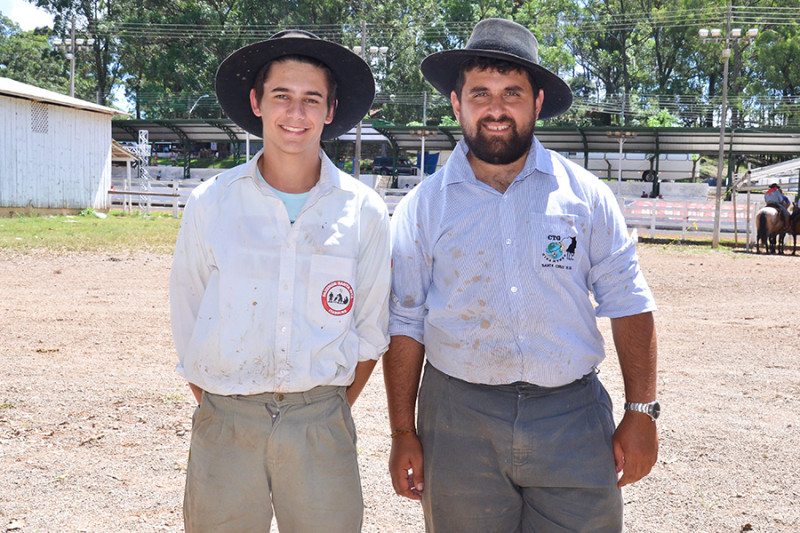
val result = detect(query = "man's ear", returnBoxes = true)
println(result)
[450,90,461,123]
[249,88,262,117]
[326,100,337,125]
[533,88,544,120]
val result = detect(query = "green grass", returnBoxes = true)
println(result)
[0,211,181,254]
[0,210,751,256]
[153,155,239,169]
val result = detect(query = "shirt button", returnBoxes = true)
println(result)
[517,335,524,341]
[277,394,284,401]
[280,326,287,333]
[510,286,518,293]
[505,238,512,245]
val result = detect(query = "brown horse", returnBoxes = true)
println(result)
[786,208,800,255]
[756,205,786,254]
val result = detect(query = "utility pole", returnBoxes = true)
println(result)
[711,2,732,249]
[69,16,76,97]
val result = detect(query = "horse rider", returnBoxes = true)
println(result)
[765,183,791,230]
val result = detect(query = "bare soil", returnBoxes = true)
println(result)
[1,244,798,532]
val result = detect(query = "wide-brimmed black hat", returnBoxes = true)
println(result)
[421,18,572,120]
[215,30,375,140]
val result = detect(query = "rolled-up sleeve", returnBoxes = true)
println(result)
[388,192,431,343]
[588,186,656,318]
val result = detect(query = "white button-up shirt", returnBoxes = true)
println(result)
[171,149,390,395]
[389,138,656,387]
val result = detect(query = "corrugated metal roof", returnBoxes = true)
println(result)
[112,118,800,157]
[111,140,137,162]
[0,77,129,117]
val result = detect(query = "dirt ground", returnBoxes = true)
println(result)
[1,243,798,533]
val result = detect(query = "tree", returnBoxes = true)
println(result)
[0,14,67,92]
[34,0,124,105]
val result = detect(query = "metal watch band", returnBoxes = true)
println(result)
[624,400,660,421]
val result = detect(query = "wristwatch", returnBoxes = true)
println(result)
[624,400,661,421]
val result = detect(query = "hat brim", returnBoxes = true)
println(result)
[421,49,573,120]
[216,38,375,140]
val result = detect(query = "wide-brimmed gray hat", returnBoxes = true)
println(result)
[215,30,375,140]
[421,18,572,120]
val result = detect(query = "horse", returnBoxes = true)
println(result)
[786,208,800,255]
[755,205,786,254]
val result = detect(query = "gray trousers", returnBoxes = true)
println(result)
[184,387,363,533]
[418,363,623,533]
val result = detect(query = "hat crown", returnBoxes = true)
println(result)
[270,29,319,41]
[466,19,540,65]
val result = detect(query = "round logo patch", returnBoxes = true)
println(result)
[321,281,354,316]
[544,241,565,262]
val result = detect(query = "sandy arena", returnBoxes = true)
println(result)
[0,244,798,532]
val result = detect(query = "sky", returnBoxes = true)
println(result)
[0,0,54,31]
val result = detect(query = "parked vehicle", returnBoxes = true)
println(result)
[371,156,418,175]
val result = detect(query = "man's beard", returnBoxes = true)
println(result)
[461,114,535,165]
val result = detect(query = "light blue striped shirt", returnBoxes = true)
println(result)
[389,137,656,387]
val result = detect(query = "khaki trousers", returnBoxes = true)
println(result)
[184,386,363,533]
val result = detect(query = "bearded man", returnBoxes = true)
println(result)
[384,18,660,533]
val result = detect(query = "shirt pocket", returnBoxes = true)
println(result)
[530,213,586,274]
[306,254,357,332]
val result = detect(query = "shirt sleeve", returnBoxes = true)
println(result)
[353,194,392,361]
[169,191,213,373]
[388,191,430,343]
[587,184,657,318]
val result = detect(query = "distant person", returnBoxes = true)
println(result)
[765,183,790,229]
[384,18,658,533]
[170,29,390,532]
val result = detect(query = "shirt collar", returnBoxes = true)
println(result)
[441,135,554,191]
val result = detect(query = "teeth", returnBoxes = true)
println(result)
[283,125,305,133]
[486,124,510,131]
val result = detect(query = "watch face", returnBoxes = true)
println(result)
[650,402,661,419]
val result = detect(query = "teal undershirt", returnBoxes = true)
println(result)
[257,167,309,223]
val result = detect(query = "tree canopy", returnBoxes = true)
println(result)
[2,0,800,128]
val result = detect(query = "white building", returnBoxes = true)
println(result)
[0,77,127,214]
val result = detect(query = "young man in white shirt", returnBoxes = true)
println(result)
[385,18,659,532]
[170,30,390,532]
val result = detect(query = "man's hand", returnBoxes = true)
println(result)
[389,433,425,500]
[613,411,658,487]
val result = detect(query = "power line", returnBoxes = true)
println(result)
[92,6,800,42]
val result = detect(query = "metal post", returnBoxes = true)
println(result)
[420,91,427,178]
[353,21,367,181]
[617,136,624,196]
[712,3,732,248]
[745,170,752,251]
